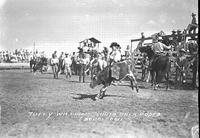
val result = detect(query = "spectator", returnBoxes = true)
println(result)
[187,13,198,36]
[102,47,109,61]
[59,52,65,74]
[63,53,72,79]
[125,45,131,59]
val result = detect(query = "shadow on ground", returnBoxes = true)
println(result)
[71,93,126,101]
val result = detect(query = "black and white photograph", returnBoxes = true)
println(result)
[0,0,199,137]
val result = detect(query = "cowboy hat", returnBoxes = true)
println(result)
[110,42,120,48]
[172,30,176,33]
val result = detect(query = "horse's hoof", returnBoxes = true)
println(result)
[98,93,104,99]
[95,95,100,100]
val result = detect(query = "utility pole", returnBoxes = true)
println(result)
[33,42,35,53]
[130,41,132,53]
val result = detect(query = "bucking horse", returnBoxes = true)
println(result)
[90,59,139,100]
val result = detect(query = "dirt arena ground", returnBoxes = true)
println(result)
[0,70,198,138]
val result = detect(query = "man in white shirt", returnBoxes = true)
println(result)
[63,53,72,79]
[149,37,171,70]
[151,42,171,54]
[50,54,59,79]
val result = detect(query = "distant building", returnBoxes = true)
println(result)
[79,37,101,52]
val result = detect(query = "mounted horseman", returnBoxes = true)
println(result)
[139,33,172,90]
[108,42,122,85]
[90,42,139,100]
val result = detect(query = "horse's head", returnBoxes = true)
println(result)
[139,45,154,59]
[90,66,109,89]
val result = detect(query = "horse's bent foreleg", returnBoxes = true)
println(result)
[127,73,139,93]
[96,84,108,100]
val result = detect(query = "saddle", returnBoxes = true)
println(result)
[110,61,124,80]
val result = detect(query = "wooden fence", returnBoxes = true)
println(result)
[0,63,30,70]
[131,51,143,79]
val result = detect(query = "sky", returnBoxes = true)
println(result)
[0,0,198,56]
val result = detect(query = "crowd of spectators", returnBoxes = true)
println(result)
[0,49,41,63]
